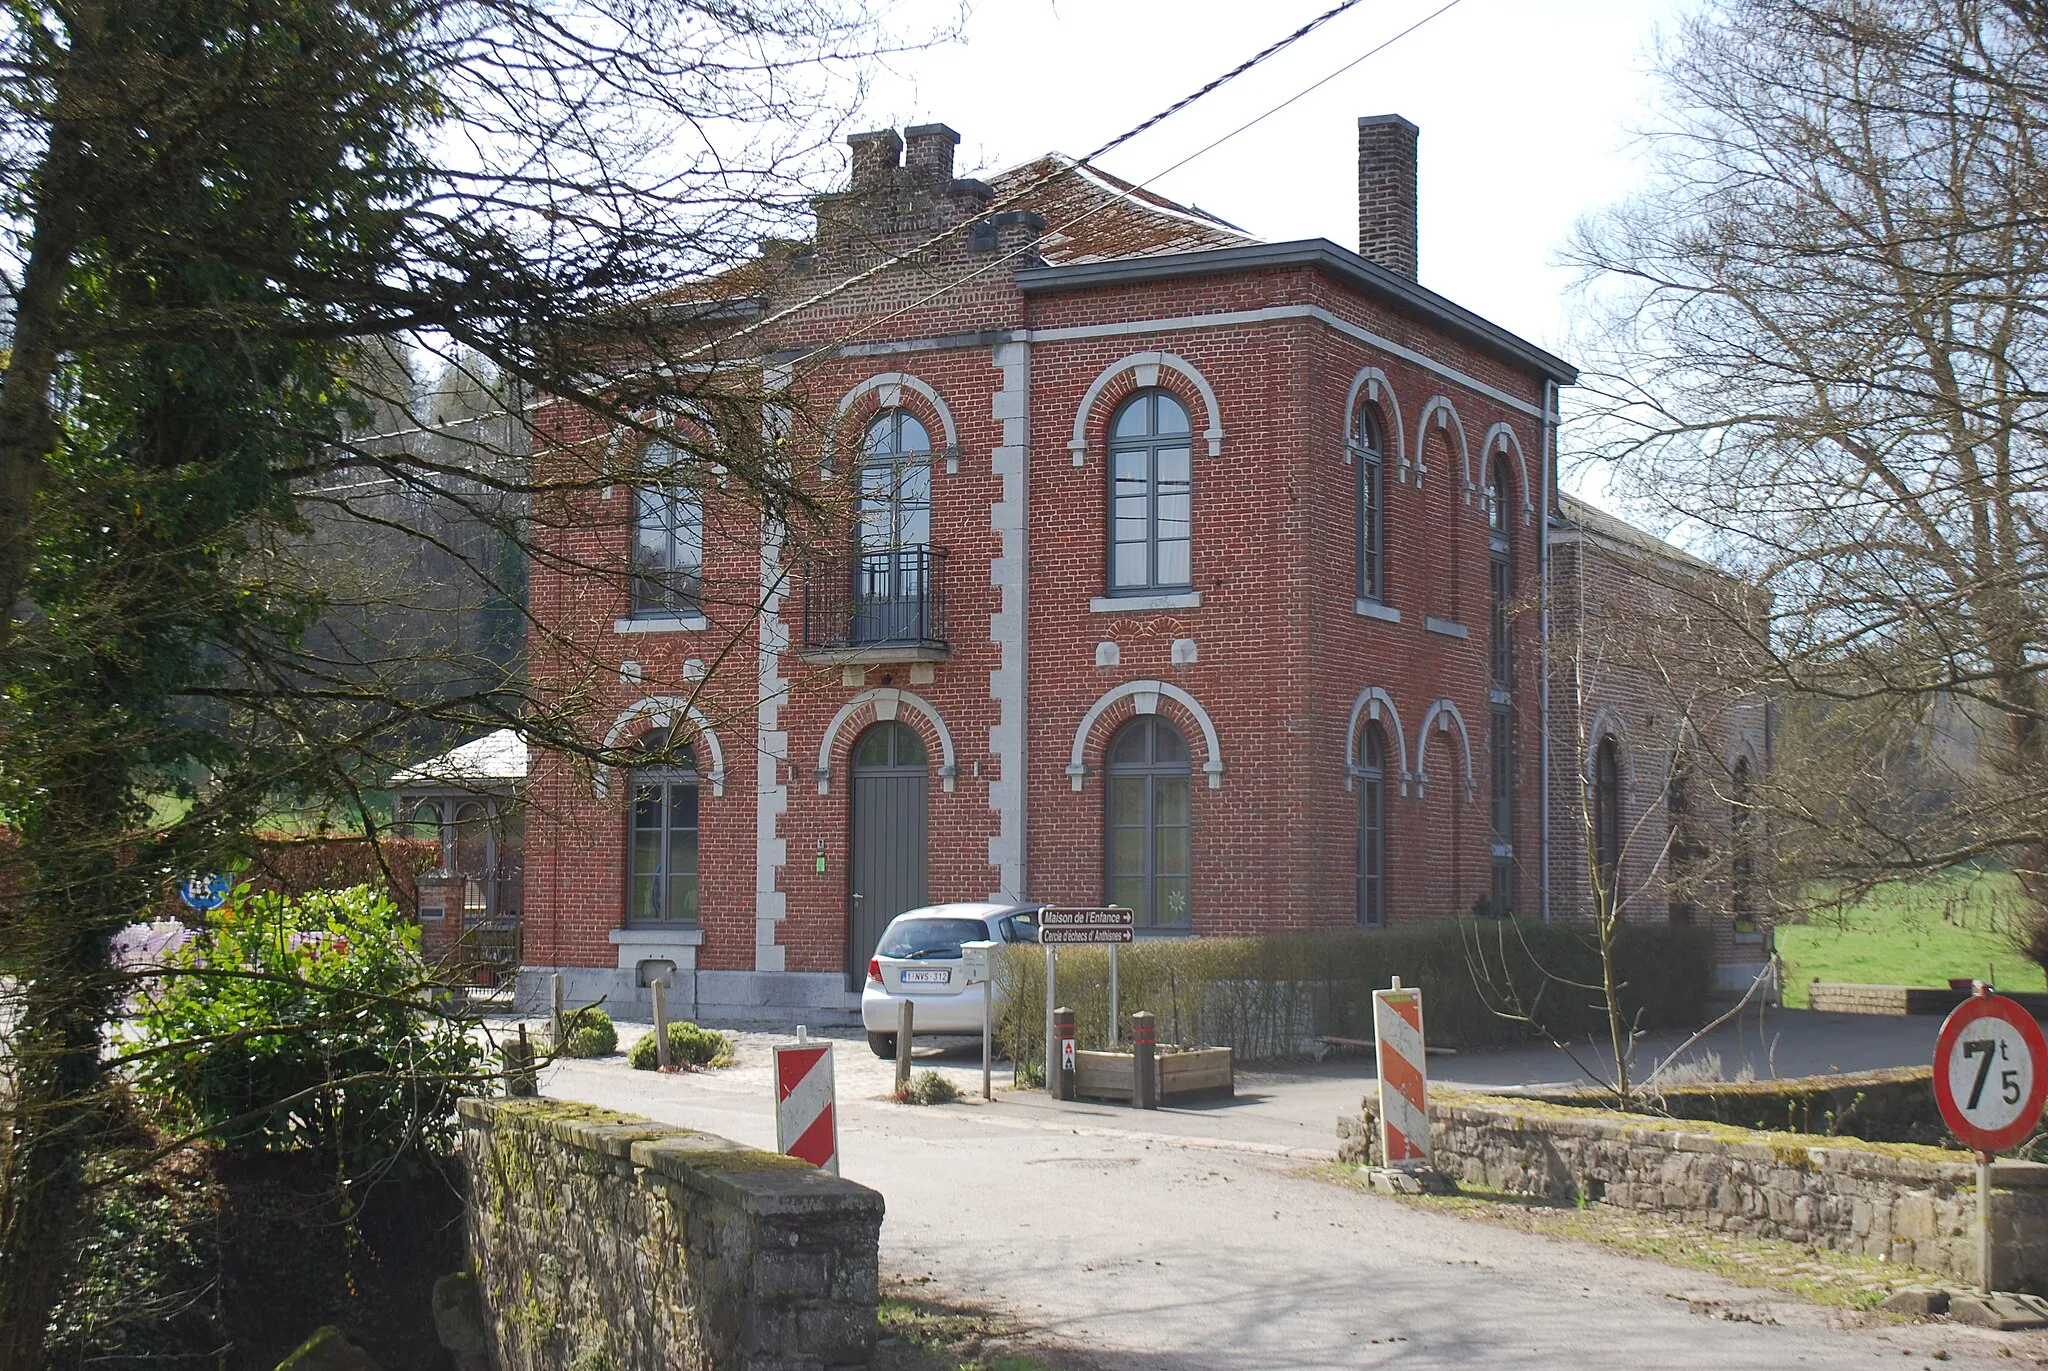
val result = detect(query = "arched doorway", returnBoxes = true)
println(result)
[1356,723,1389,927]
[848,720,929,984]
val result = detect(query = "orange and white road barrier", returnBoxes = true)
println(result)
[774,1035,839,1174]
[1373,977,1430,1169]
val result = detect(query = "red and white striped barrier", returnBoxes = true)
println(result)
[1373,979,1430,1169]
[774,1038,839,1174]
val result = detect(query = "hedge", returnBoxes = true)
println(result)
[994,919,1714,1066]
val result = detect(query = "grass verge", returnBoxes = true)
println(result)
[1311,1165,1922,1310]
[877,1284,1087,1371]
[1779,871,2042,1007]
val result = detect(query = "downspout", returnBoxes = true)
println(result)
[1539,379,1557,922]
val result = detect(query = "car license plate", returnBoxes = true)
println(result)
[901,968,951,985]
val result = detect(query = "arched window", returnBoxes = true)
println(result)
[1593,737,1622,916]
[1107,391,1193,594]
[1352,405,1385,602]
[1485,454,1512,538]
[628,728,699,926]
[1731,756,1757,938]
[1356,723,1389,927]
[1667,758,1698,925]
[1105,715,1192,929]
[858,410,932,557]
[631,440,704,616]
[1487,456,1514,691]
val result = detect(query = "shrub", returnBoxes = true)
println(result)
[895,1069,959,1106]
[628,1021,735,1070]
[557,1008,617,1058]
[125,884,483,1173]
[995,919,1714,1066]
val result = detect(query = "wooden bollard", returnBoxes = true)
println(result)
[895,997,916,1094]
[505,1022,538,1097]
[1132,1011,1158,1110]
[650,978,672,1070]
[1052,1006,1077,1102]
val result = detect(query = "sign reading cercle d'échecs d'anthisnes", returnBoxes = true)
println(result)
[1037,906,1134,945]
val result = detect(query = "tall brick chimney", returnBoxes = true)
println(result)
[846,128,903,188]
[903,123,959,185]
[1357,114,1419,280]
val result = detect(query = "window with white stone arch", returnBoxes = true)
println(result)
[1106,390,1194,594]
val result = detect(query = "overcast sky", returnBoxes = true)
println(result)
[866,0,1694,492]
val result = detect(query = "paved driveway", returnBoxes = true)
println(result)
[533,1008,2033,1370]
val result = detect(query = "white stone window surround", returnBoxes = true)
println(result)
[1345,687,1413,796]
[1414,395,1471,497]
[1067,351,1224,467]
[824,371,961,474]
[1355,599,1401,623]
[1480,421,1536,525]
[614,613,709,634]
[594,696,727,798]
[1090,590,1203,613]
[813,686,959,795]
[1414,698,1477,801]
[1066,679,1224,791]
[1344,366,1408,481]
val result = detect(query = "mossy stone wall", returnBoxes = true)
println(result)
[1342,1091,2048,1291]
[459,1097,883,1370]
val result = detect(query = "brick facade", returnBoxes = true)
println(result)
[514,116,1767,1022]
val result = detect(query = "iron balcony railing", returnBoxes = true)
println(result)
[801,544,949,654]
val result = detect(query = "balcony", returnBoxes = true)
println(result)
[800,545,951,665]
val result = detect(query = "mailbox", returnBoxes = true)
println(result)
[960,939,996,985]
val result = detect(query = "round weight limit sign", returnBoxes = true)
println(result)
[1935,993,2048,1155]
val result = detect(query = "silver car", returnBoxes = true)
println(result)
[860,902,1041,1057]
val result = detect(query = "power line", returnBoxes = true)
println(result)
[784,0,1468,372]
[722,0,1382,355]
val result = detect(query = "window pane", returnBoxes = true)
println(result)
[1152,722,1189,764]
[1154,775,1191,827]
[1110,775,1147,824]
[898,415,932,453]
[1110,825,1146,874]
[1112,543,1147,588]
[1113,400,1150,440]
[670,782,698,829]
[1154,822,1190,876]
[633,785,663,832]
[1113,448,1147,483]
[894,725,927,767]
[1153,394,1191,435]
[667,873,698,923]
[853,727,891,767]
[1112,876,1147,915]
[863,415,897,457]
[1155,537,1189,587]
[1154,877,1191,926]
[1157,445,1190,486]
[631,875,659,922]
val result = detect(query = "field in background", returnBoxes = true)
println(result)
[1778,870,2044,1007]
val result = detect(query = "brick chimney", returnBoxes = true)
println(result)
[1357,114,1419,280]
[904,123,959,185]
[846,128,903,187]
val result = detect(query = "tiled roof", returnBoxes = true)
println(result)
[992,155,1257,264]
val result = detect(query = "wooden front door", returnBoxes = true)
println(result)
[848,721,929,985]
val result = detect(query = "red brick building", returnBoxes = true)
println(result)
[515,115,1770,1023]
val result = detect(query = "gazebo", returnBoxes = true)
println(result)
[389,728,528,981]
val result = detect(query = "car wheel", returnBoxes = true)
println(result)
[867,1032,896,1059]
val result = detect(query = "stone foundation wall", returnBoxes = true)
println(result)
[1806,982,1915,1015]
[1525,1067,1945,1146]
[460,1097,883,1370]
[1341,1093,2048,1290]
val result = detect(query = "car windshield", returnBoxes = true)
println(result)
[877,917,988,960]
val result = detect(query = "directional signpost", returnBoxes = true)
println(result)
[1037,907,1133,1094]
[178,873,229,915]
[1935,986,2048,1294]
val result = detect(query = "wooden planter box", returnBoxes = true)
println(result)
[1074,1047,1234,1104]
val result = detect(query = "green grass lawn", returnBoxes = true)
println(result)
[1778,869,2046,1007]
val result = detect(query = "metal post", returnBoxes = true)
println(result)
[1109,942,1120,1048]
[549,972,565,1050]
[895,998,915,1094]
[1980,1152,1995,1294]
[1044,943,1057,1097]
[1052,1006,1077,1102]
[982,977,994,1101]
[651,978,672,1071]
[1133,1011,1157,1110]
